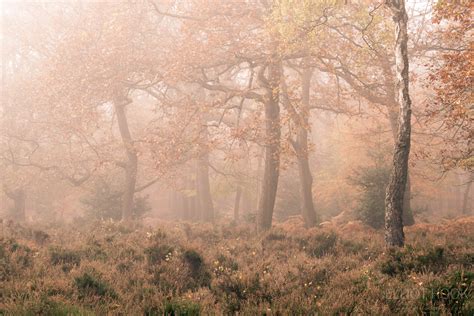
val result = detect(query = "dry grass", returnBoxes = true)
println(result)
[0,217,473,315]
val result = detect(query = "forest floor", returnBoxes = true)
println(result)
[0,216,473,315]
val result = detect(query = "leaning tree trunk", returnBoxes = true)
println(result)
[114,97,138,221]
[257,61,282,232]
[295,64,318,228]
[384,0,412,248]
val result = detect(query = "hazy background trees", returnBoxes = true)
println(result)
[1,0,472,243]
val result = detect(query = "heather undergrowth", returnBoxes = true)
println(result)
[0,217,473,315]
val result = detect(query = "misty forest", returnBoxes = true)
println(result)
[0,0,473,314]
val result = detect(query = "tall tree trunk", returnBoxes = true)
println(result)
[169,190,178,218]
[235,144,251,222]
[234,186,242,223]
[175,177,188,220]
[182,194,191,220]
[189,194,199,221]
[196,125,214,222]
[295,64,318,227]
[254,146,264,211]
[114,98,138,221]
[241,186,252,217]
[196,157,213,221]
[388,108,414,226]
[180,174,196,221]
[384,0,412,248]
[403,173,415,225]
[15,190,26,222]
[257,61,282,232]
[179,191,190,221]
[462,177,472,215]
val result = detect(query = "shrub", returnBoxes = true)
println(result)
[216,278,245,313]
[145,244,173,266]
[0,240,34,278]
[150,267,176,293]
[351,165,390,229]
[0,243,12,281]
[213,254,238,277]
[163,299,200,316]
[10,296,93,315]
[74,272,117,299]
[116,261,132,272]
[51,248,81,273]
[32,230,50,245]
[459,253,474,268]
[214,273,259,313]
[415,246,446,273]
[133,286,155,306]
[83,239,108,261]
[421,271,474,315]
[339,239,365,254]
[81,181,151,221]
[183,249,203,273]
[11,242,33,269]
[50,248,81,266]
[351,160,415,228]
[143,305,161,316]
[299,232,338,258]
[2,216,473,314]
[182,249,211,290]
[380,247,448,277]
[263,231,286,242]
[380,249,412,277]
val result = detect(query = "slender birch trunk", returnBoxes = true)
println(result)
[384,0,412,247]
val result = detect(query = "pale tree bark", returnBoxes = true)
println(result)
[257,60,282,232]
[384,0,412,247]
[388,107,414,226]
[295,64,318,227]
[114,96,138,221]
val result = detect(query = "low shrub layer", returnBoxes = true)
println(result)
[0,217,473,314]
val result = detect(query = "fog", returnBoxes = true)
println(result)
[1,0,472,314]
